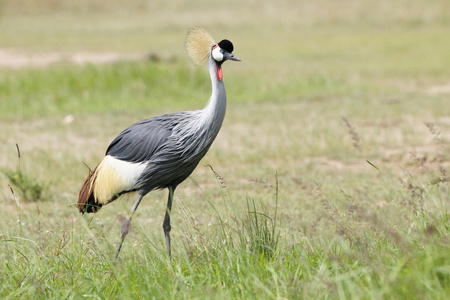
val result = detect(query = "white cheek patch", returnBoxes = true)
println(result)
[212,46,223,61]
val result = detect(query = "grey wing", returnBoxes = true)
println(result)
[106,117,174,163]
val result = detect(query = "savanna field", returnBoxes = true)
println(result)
[1,0,450,298]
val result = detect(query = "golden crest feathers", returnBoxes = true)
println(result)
[185,27,216,65]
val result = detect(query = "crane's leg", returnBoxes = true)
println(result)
[163,185,175,258]
[115,192,144,258]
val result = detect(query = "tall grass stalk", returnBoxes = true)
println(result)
[2,144,47,202]
[241,196,280,259]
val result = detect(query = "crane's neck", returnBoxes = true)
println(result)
[173,55,227,156]
[200,54,227,132]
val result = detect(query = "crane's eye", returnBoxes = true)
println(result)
[212,45,223,62]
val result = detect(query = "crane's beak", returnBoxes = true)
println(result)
[223,51,241,62]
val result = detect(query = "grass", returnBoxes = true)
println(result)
[1,0,450,298]
[2,144,47,202]
[1,166,449,298]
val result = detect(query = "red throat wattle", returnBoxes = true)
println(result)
[216,65,223,81]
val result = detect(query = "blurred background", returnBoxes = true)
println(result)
[1,0,450,230]
[1,0,450,224]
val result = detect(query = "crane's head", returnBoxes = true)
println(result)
[185,27,240,66]
[211,39,241,64]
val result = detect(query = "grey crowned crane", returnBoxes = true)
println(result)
[77,28,240,258]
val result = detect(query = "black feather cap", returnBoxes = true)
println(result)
[218,39,234,53]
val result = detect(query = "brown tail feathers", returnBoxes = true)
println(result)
[78,164,103,214]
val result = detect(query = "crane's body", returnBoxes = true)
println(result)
[77,28,240,257]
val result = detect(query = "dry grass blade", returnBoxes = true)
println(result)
[206,164,227,189]
[424,122,443,144]
[16,143,21,159]
[343,117,362,150]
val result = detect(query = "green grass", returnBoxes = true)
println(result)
[0,61,212,119]
[1,0,450,298]
[1,166,449,299]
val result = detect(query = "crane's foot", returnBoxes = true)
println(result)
[164,230,171,258]
[115,239,124,258]
[115,216,131,258]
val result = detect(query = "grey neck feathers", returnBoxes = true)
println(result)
[172,54,227,155]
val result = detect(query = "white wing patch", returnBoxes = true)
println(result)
[93,155,147,204]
